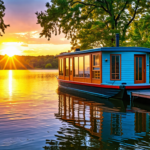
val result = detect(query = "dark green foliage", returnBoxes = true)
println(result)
[0,55,58,70]
[128,14,150,48]
[36,0,150,49]
[0,0,9,36]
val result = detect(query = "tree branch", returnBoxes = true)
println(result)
[126,0,140,27]
[86,7,96,18]
[96,0,105,4]
[104,0,110,12]
[95,0,112,16]
[71,1,98,7]
[101,4,112,16]
[71,0,112,16]
[115,0,129,22]
[123,0,140,39]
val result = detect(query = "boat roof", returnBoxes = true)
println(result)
[57,47,150,57]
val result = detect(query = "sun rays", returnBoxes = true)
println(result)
[0,45,31,70]
[0,55,28,70]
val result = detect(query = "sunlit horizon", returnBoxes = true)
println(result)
[1,0,72,56]
[0,42,71,56]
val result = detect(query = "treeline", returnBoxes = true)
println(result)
[0,55,58,70]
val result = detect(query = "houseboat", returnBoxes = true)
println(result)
[57,34,150,100]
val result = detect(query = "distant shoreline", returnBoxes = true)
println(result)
[31,68,58,70]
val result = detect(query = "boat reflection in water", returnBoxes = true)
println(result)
[44,89,150,149]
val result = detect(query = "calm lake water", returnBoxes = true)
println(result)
[0,70,150,150]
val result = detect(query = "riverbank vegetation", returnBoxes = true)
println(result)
[36,0,150,50]
[0,55,58,70]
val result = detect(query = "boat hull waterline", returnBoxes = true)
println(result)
[58,79,150,100]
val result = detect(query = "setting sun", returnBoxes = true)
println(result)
[2,46,21,57]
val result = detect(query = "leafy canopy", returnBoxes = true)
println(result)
[36,0,150,49]
[0,0,9,36]
[128,14,150,48]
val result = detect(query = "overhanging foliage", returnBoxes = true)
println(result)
[0,0,9,36]
[36,0,150,49]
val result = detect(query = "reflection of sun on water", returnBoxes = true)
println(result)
[9,70,12,96]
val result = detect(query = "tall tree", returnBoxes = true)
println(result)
[36,0,149,49]
[0,0,9,36]
[128,14,150,48]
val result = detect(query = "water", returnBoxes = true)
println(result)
[0,70,150,150]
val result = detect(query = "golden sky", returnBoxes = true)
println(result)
[0,0,71,56]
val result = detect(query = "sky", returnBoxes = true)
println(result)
[0,0,71,56]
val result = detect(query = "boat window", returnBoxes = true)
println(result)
[135,56,143,81]
[79,57,84,77]
[84,55,90,78]
[74,57,79,77]
[93,54,99,66]
[70,58,72,75]
[110,55,121,80]
[65,58,69,76]
[92,54,100,79]
[59,58,63,75]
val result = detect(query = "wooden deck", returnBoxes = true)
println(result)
[131,90,150,99]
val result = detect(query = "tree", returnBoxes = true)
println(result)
[45,63,52,69]
[51,58,58,68]
[0,0,9,36]
[128,14,150,48]
[36,0,149,49]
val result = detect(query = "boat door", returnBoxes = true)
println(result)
[69,57,73,80]
[134,55,146,84]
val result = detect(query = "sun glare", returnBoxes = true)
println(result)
[2,46,21,57]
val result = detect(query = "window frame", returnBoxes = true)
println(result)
[73,55,90,78]
[134,54,146,84]
[92,53,100,79]
[70,57,73,75]
[78,56,84,77]
[84,55,90,78]
[59,58,64,76]
[110,54,121,80]
[74,56,79,77]
[65,58,69,76]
